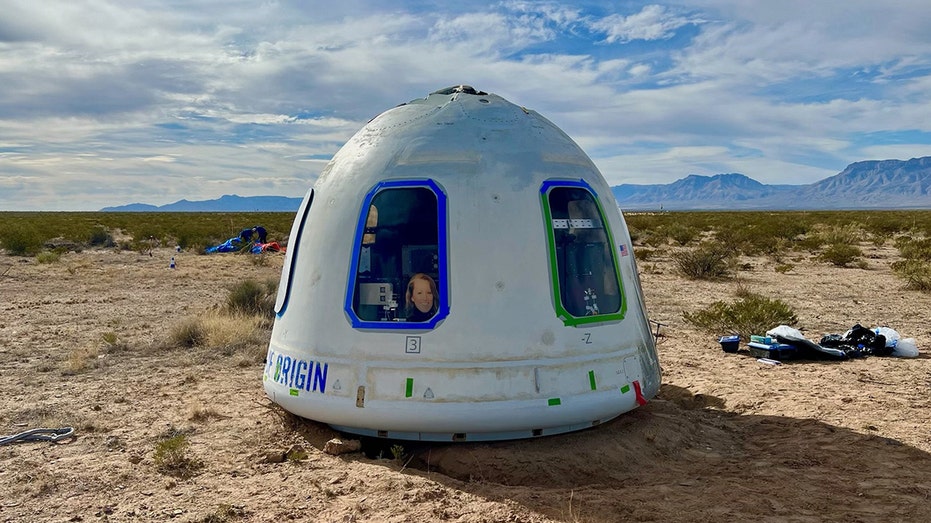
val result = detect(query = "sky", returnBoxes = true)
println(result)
[3,1,931,211]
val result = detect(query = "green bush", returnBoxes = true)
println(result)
[666,223,700,246]
[895,237,931,262]
[861,212,920,238]
[154,430,204,479]
[0,211,295,254]
[818,243,863,267]
[0,226,45,256]
[811,223,864,245]
[891,259,931,292]
[641,231,669,248]
[710,217,804,257]
[36,251,62,264]
[673,242,734,280]
[226,279,278,317]
[683,292,799,340]
[88,227,114,247]
[794,235,824,253]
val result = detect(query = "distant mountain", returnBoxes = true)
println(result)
[101,194,302,212]
[612,157,931,210]
[102,157,931,212]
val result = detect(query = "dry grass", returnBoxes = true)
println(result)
[169,310,260,350]
[187,401,223,422]
[202,311,261,349]
[63,345,102,375]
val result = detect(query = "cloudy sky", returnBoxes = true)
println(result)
[3,1,931,211]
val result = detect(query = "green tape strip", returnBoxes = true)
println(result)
[620,384,630,394]
[405,378,414,398]
[289,388,299,397]
[588,370,597,390]
[548,398,561,406]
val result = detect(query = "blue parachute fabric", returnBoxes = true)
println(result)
[206,237,245,253]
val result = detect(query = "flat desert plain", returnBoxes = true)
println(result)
[1,241,930,522]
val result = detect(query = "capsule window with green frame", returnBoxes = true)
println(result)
[540,180,625,326]
[345,179,449,330]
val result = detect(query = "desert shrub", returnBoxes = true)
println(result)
[673,242,734,280]
[895,237,931,262]
[818,243,863,267]
[666,223,700,246]
[869,233,887,247]
[774,263,794,274]
[202,504,247,523]
[187,402,221,422]
[634,247,658,261]
[169,310,263,355]
[170,317,208,348]
[810,223,864,245]
[714,225,769,256]
[861,212,920,238]
[88,227,114,247]
[891,259,931,292]
[250,253,270,266]
[760,217,809,242]
[100,331,131,352]
[226,279,277,318]
[202,312,262,354]
[36,251,61,264]
[154,429,204,479]
[794,235,824,253]
[641,231,669,247]
[683,292,798,340]
[0,226,45,256]
[712,216,807,256]
[764,237,792,263]
[62,345,102,375]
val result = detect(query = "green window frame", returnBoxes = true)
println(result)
[540,179,626,326]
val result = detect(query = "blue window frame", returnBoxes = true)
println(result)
[345,179,449,329]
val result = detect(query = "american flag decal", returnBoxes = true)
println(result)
[619,244,629,256]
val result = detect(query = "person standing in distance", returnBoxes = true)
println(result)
[253,225,268,244]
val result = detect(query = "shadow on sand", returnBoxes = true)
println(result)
[288,384,931,522]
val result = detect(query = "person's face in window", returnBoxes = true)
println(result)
[411,278,435,313]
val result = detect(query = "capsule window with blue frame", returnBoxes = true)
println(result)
[540,180,626,326]
[345,180,449,330]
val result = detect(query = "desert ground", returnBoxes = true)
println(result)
[1,238,930,522]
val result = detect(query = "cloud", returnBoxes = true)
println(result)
[2,1,931,209]
[590,4,702,43]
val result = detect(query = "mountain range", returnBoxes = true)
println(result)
[101,157,931,212]
[100,194,302,212]
[612,156,931,210]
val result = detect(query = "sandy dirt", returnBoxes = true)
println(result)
[1,240,930,522]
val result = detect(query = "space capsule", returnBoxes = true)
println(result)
[264,85,661,441]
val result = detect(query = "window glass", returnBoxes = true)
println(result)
[541,183,624,325]
[346,181,448,329]
[275,188,314,316]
